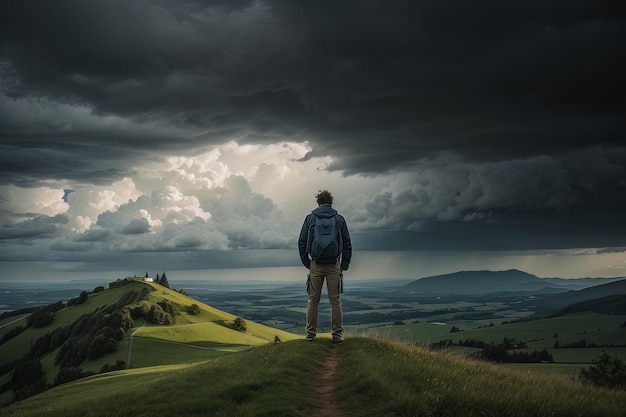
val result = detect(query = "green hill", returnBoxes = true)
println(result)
[0,278,299,405]
[550,294,626,317]
[1,337,625,417]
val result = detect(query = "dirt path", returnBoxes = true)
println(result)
[307,345,352,417]
[126,322,146,368]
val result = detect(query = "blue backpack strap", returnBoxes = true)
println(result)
[335,215,343,258]
[305,214,315,255]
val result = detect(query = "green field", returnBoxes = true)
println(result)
[348,310,626,378]
[351,311,626,345]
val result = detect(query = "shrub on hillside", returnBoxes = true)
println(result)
[472,342,553,364]
[579,352,626,390]
[86,334,117,359]
[11,359,48,402]
[147,304,174,325]
[49,325,72,353]
[0,325,25,346]
[27,333,52,360]
[129,300,152,319]
[157,300,179,317]
[474,343,508,363]
[26,300,64,327]
[0,307,38,321]
[99,360,126,373]
[56,337,91,368]
[104,308,134,332]
[27,310,55,328]
[53,367,84,386]
[186,304,201,315]
[233,317,247,331]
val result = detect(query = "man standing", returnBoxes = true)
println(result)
[298,190,352,343]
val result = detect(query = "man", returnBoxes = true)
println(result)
[298,190,352,343]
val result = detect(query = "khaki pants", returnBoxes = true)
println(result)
[306,260,343,340]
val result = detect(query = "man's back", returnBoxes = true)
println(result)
[299,204,352,271]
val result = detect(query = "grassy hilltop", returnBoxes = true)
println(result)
[1,337,626,417]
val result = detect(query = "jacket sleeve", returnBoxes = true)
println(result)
[339,215,352,271]
[297,215,311,269]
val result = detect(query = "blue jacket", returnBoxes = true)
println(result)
[298,205,352,270]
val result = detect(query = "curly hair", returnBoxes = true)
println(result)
[315,189,334,205]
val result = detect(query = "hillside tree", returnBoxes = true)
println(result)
[233,317,247,331]
[76,291,89,305]
[11,359,48,401]
[160,271,170,288]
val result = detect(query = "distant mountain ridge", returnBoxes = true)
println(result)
[404,269,625,295]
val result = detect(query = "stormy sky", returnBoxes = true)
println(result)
[1,0,625,282]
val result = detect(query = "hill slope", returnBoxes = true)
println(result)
[0,278,299,405]
[1,337,625,417]
[550,294,626,317]
[535,279,626,311]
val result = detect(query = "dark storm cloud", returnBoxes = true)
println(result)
[0,214,67,240]
[353,208,626,252]
[0,144,139,186]
[281,0,625,171]
[0,0,625,252]
[2,0,623,172]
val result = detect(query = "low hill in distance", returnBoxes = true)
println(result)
[404,269,625,295]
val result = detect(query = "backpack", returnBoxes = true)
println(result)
[309,215,341,263]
